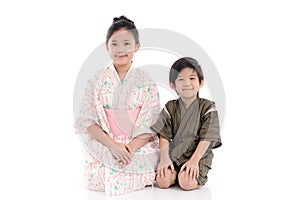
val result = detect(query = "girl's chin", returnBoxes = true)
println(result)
[113,62,131,68]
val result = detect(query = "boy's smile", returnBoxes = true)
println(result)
[172,67,204,103]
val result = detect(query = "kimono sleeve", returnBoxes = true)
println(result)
[131,81,161,138]
[74,73,101,134]
[150,105,173,142]
[199,102,222,149]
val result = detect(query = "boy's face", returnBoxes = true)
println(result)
[171,67,204,100]
[106,29,140,68]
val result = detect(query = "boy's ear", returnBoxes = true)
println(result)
[170,82,175,90]
[106,44,109,51]
[200,80,204,88]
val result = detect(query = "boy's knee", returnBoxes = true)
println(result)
[178,172,200,191]
[156,177,172,189]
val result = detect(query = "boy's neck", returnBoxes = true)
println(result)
[180,96,197,109]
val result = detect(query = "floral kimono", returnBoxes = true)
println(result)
[75,65,160,195]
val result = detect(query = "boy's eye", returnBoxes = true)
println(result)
[111,43,117,46]
[124,42,131,45]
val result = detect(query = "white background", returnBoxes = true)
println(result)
[0,0,299,199]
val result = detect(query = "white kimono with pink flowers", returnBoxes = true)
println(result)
[75,65,160,196]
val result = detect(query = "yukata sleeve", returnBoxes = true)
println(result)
[74,73,100,134]
[131,81,161,138]
[199,102,222,149]
[150,104,173,142]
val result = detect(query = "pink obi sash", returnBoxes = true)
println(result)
[104,108,141,137]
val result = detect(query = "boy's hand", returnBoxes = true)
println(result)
[180,157,199,181]
[156,157,175,178]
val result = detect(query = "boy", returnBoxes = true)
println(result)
[151,57,222,190]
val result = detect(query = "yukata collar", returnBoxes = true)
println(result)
[109,64,135,83]
[109,64,135,74]
[178,97,199,111]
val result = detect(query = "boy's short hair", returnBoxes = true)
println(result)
[169,57,204,85]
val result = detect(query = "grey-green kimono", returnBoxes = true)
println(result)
[151,98,222,185]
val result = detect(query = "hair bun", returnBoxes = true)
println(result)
[113,17,120,22]
[113,15,134,24]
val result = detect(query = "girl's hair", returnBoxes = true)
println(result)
[169,57,204,85]
[106,15,139,45]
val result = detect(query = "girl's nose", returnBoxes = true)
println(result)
[116,48,125,53]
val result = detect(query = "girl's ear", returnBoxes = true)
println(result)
[106,44,109,51]
[200,79,204,88]
[135,43,140,52]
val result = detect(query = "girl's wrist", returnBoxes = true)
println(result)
[127,143,137,153]
[107,139,117,150]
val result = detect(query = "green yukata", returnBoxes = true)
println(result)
[151,98,222,186]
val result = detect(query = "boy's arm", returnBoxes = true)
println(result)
[157,136,175,177]
[190,140,211,162]
[159,136,171,160]
[180,140,211,180]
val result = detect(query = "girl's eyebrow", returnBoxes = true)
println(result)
[111,39,130,43]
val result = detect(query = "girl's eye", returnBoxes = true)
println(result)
[124,42,131,45]
[190,77,196,80]
[111,43,117,46]
[178,78,184,81]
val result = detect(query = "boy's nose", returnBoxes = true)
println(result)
[183,79,191,85]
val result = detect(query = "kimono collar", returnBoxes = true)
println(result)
[109,64,135,73]
[171,97,201,163]
[178,97,199,111]
[109,64,135,83]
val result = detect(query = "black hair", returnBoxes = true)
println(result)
[106,15,139,45]
[169,57,204,85]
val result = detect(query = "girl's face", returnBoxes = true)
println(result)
[171,67,204,101]
[106,29,140,68]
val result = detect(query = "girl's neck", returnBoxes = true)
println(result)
[114,63,132,81]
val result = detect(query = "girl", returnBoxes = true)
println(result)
[75,16,160,196]
[151,57,222,190]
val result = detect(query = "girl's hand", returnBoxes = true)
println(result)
[109,141,132,166]
[117,144,135,168]
[156,157,175,178]
[180,157,199,181]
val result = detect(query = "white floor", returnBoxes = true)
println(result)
[84,185,212,200]
[67,141,216,200]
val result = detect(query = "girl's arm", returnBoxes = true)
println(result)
[127,133,153,153]
[87,124,131,164]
